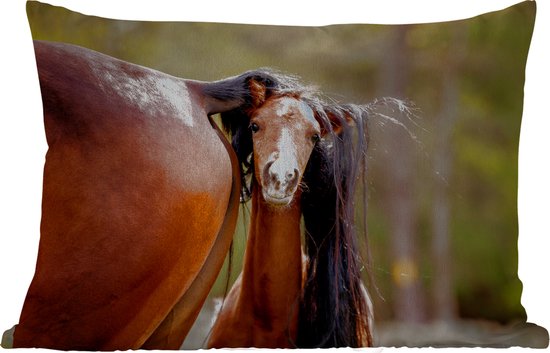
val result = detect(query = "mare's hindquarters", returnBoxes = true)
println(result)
[14,41,237,350]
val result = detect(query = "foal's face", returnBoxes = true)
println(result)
[250,96,321,206]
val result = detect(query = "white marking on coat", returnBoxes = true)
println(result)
[93,61,194,126]
[270,127,298,185]
[276,97,295,116]
[275,97,316,125]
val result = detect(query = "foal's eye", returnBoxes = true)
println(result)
[249,123,260,133]
[311,133,321,143]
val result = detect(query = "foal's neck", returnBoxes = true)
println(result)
[239,188,303,333]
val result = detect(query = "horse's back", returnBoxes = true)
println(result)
[14,41,237,349]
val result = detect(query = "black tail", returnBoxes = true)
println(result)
[297,106,372,348]
[202,69,277,115]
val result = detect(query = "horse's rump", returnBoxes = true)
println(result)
[13,41,239,350]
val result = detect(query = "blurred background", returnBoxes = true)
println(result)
[26,0,547,347]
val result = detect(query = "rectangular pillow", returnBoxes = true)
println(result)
[0,0,547,349]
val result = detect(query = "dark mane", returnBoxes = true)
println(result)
[219,69,373,347]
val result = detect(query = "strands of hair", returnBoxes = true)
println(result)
[211,68,414,348]
[298,102,372,347]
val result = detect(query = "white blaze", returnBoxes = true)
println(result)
[276,97,295,116]
[270,127,298,186]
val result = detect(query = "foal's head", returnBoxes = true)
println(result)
[249,93,321,206]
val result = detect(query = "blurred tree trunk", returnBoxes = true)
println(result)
[431,72,457,322]
[379,26,427,323]
[430,23,464,322]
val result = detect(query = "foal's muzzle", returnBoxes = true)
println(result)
[262,160,300,205]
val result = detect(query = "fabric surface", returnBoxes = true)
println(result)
[2,0,547,349]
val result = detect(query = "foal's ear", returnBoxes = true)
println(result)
[248,78,267,108]
[317,109,355,136]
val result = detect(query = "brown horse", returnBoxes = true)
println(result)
[11,40,279,350]
[207,75,373,348]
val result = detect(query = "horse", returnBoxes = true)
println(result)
[207,74,374,348]
[10,40,280,350]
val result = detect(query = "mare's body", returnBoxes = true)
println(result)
[13,41,274,350]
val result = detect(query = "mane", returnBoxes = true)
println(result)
[219,69,373,347]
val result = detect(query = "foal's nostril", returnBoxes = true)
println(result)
[286,169,298,182]
[263,161,275,185]
[286,168,300,189]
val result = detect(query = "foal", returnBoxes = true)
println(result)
[208,75,373,348]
